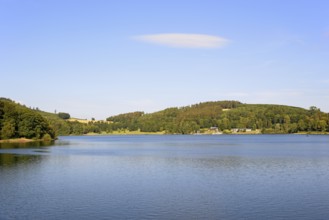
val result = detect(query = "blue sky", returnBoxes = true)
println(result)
[1,0,329,119]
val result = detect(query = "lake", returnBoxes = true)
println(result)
[1,135,329,219]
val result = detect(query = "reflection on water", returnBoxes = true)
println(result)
[0,140,55,149]
[0,141,54,166]
[0,140,70,158]
[0,135,329,219]
[0,153,42,166]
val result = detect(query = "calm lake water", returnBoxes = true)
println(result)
[1,135,329,219]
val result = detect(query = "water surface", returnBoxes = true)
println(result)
[1,135,329,219]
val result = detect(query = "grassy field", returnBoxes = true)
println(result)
[67,118,111,124]
[85,130,166,135]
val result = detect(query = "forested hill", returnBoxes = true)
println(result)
[106,101,329,134]
[0,98,112,139]
[0,98,55,140]
[1,98,328,138]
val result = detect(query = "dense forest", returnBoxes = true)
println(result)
[106,101,329,134]
[0,98,55,140]
[38,110,110,136]
[1,98,329,140]
[0,98,99,139]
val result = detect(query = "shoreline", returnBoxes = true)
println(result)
[82,131,329,136]
[0,138,36,143]
[0,138,56,144]
[1,132,328,143]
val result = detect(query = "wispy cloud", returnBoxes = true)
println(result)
[134,33,229,49]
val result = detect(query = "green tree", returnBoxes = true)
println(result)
[1,120,16,139]
[298,119,306,131]
[318,120,327,132]
[0,98,56,140]
[58,112,71,120]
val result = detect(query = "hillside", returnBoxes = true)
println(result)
[1,98,328,138]
[0,98,111,139]
[0,98,55,141]
[106,101,329,134]
[37,110,109,136]
[36,110,73,136]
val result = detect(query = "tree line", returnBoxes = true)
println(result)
[0,98,55,140]
[105,101,329,134]
[1,98,328,140]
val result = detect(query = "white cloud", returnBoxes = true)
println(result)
[134,33,229,48]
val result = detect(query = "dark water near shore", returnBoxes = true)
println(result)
[1,135,329,219]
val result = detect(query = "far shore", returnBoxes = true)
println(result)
[0,138,36,143]
[0,138,55,144]
[82,130,329,136]
[84,130,166,136]
[1,131,328,143]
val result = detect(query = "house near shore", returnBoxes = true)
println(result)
[209,127,223,135]
[231,128,252,132]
